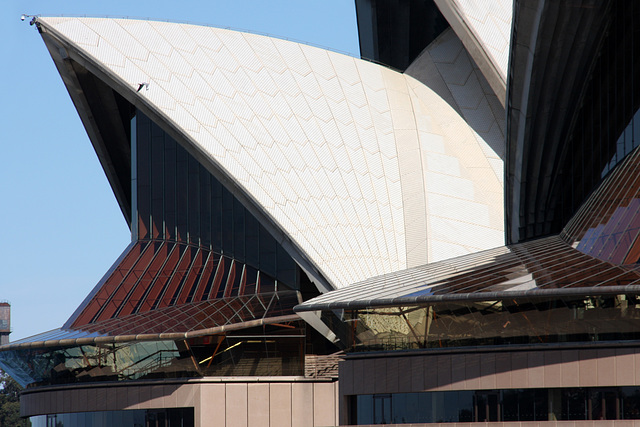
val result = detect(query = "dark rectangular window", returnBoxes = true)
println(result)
[150,121,165,240]
[135,114,151,240]
[260,227,277,278]
[245,214,260,267]
[199,167,211,248]
[622,387,640,419]
[373,394,391,424]
[233,198,246,262]
[277,245,297,288]
[164,137,177,241]
[175,147,189,242]
[222,188,234,255]
[187,156,200,245]
[563,388,587,420]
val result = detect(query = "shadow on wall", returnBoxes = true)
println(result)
[341,345,633,394]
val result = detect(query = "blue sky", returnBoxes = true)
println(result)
[0,1,359,341]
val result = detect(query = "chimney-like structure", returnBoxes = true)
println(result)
[0,302,10,346]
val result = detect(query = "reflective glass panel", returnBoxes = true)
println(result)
[344,294,640,352]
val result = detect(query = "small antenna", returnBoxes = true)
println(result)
[21,14,39,26]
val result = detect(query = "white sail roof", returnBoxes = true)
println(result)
[39,17,504,289]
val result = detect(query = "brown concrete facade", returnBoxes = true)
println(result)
[21,377,339,427]
[339,345,640,426]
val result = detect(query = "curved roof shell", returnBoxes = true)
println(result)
[38,17,504,290]
[433,0,512,103]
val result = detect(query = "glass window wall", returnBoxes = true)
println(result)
[0,320,305,387]
[30,408,193,427]
[132,111,299,292]
[351,387,640,424]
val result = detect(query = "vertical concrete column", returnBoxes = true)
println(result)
[247,383,270,427]
[200,383,226,427]
[226,384,248,427]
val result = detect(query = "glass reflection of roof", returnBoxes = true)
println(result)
[295,236,640,311]
[563,145,640,264]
